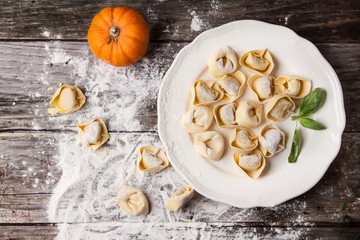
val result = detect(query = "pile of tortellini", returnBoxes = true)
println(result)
[48,87,194,215]
[181,46,312,179]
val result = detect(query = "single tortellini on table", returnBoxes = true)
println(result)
[274,76,312,98]
[166,185,195,211]
[233,149,266,179]
[191,80,224,105]
[259,124,286,157]
[77,118,109,151]
[138,146,169,173]
[181,106,213,133]
[116,187,149,216]
[240,49,274,75]
[208,46,238,78]
[248,75,275,102]
[219,71,247,102]
[194,131,225,161]
[48,85,86,115]
[229,127,258,155]
[265,94,295,122]
[235,100,263,128]
[213,102,238,128]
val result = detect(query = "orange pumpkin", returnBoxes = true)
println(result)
[87,7,149,67]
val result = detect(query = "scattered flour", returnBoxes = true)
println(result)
[40,40,308,239]
[279,14,292,26]
[190,11,205,32]
[41,30,51,38]
[37,41,166,132]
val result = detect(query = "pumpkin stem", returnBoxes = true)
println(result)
[110,26,120,38]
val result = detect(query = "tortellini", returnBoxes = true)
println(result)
[229,127,258,155]
[240,49,274,75]
[116,187,149,216]
[233,149,266,179]
[208,46,238,78]
[265,94,295,122]
[77,118,109,151]
[219,71,246,102]
[180,46,316,180]
[181,106,213,133]
[213,103,238,128]
[192,80,224,105]
[166,185,194,211]
[275,76,312,98]
[138,146,169,173]
[248,75,275,102]
[259,124,285,157]
[235,100,263,128]
[194,131,225,161]
[48,85,86,115]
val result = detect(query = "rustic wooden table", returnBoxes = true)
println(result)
[0,0,359,239]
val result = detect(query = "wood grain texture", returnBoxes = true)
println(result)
[0,42,359,132]
[0,132,358,224]
[0,0,359,42]
[0,0,359,237]
[0,224,359,240]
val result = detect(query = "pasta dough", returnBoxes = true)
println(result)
[233,149,266,179]
[166,185,194,211]
[48,85,86,115]
[229,127,258,154]
[235,100,263,128]
[259,124,286,157]
[275,76,312,98]
[248,75,275,102]
[240,49,274,75]
[138,146,169,173]
[192,80,224,105]
[116,187,149,216]
[213,102,238,128]
[265,94,295,122]
[194,131,225,161]
[219,71,246,102]
[77,118,109,151]
[181,106,213,133]
[208,46,238,78]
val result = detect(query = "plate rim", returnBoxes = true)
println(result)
[157,19,346,208]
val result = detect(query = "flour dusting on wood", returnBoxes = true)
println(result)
[40,42,310,239]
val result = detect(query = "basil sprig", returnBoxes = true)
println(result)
[299,117,325,130]
[288,88,326,163]
[288,128,300,163]
[292,88,326,120]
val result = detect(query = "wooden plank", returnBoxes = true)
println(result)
[0,224,57,239]
[0,42,359,132]
[0,0,359,42]
[0,224,359,240]
[0,132,359,224]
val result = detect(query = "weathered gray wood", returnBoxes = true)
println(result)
[0,132,358,224]
[0,42,359,132]
[0,224,359,239]
[0,0,359,42]
[0,224,57,239]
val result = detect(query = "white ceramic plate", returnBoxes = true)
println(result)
[157,20,346,208]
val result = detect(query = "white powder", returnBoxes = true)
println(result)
[262,129,282,154]
[41,30,51,38]
[42,42,308,239]
[190,11,204,32]
[39,41,165,131]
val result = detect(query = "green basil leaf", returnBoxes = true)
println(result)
[299,117,326,130]
[338,202,346,211]
[298,88,326,117]
[288,128,301,163]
